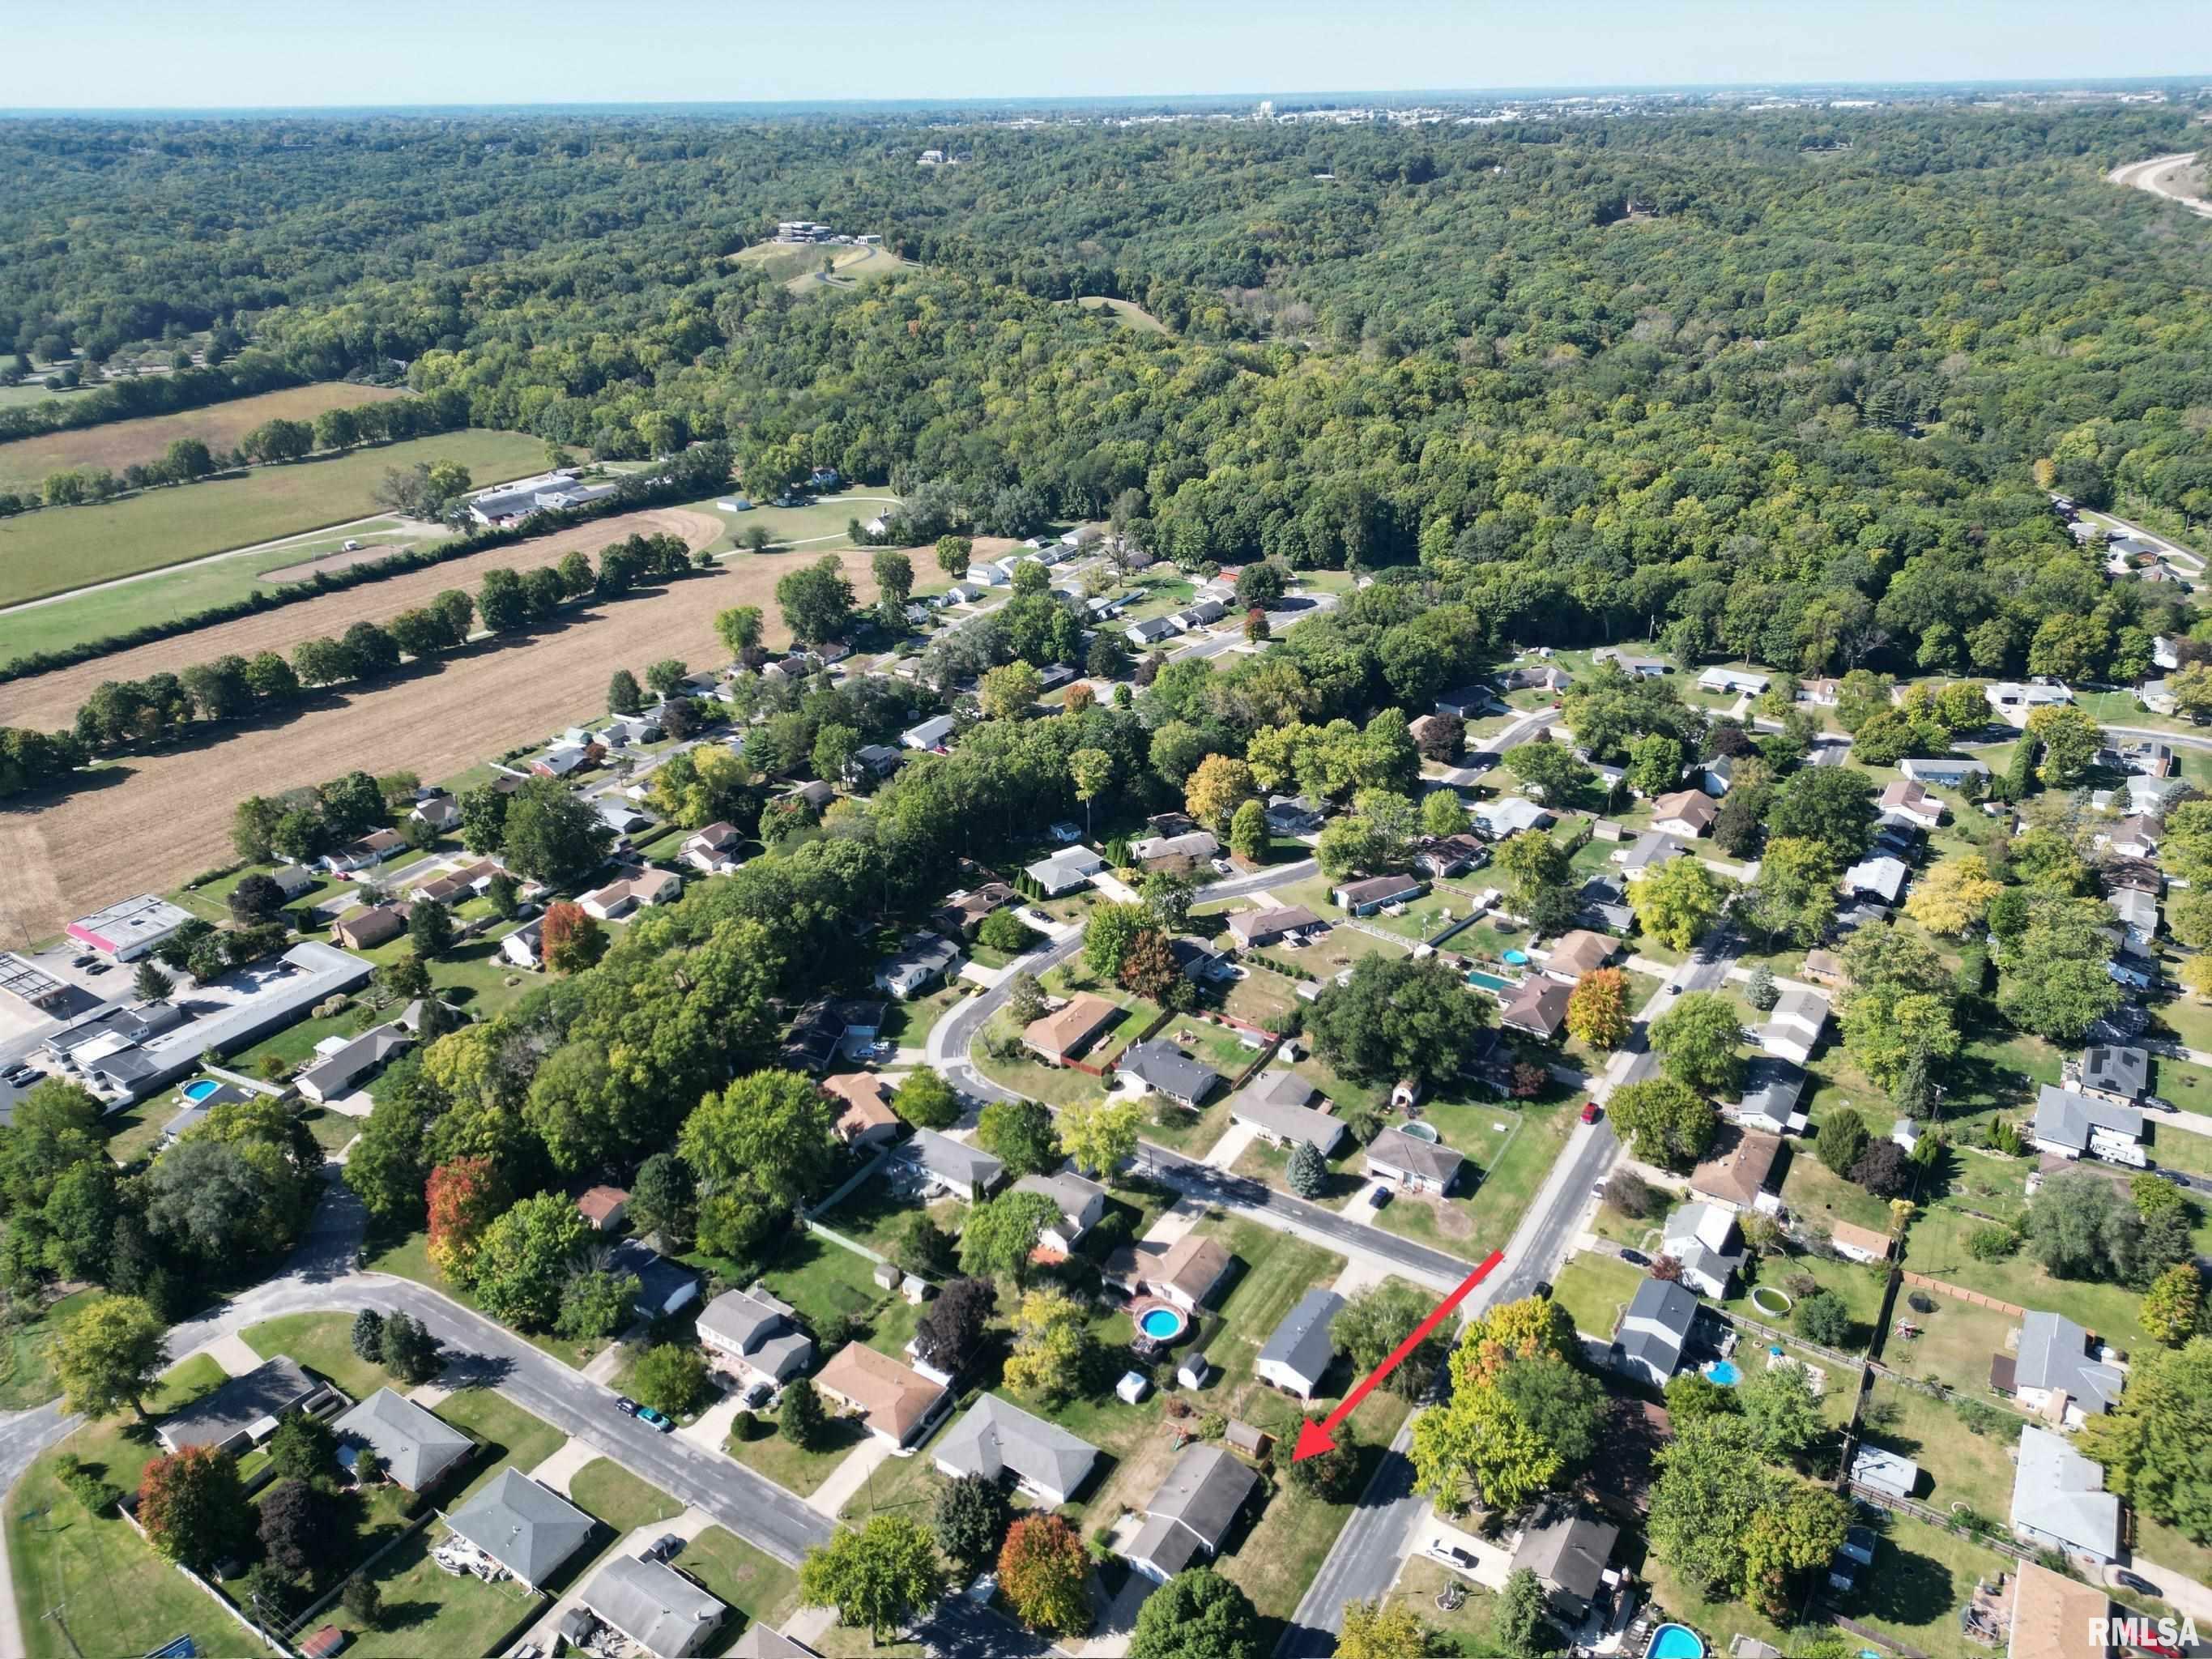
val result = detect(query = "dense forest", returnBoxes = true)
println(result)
[3,104,2211,684]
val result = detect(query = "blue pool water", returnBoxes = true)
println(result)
[1705,1361,1741,1387]
[1140,1307,1186,1340]
[183,1079,219,1102]
[1502,949,1530,966]
[1647,1625,1707,1659]
[1466,970,1512,992]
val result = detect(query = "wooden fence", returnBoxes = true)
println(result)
[1899,1271,2025,1318]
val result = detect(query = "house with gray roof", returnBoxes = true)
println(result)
[1840,855,1909,907]
[934,1393,1102,1508]
[1724,1057,1808,1137]
[2071,1043,2149,1107]
[332,1388,472,1492]
[1512,1503,1620,1618]
[1660,1201,1745,1299]
[1228,1069,1346,1157]
[580,1553,727,1656]
[1116,1040,1223,1109]
[296,1021,414,1104]
[697,1287,816,1385]
[1124,1442,1263,1584]
[1997,1310,2126,1429]
[2010,1424,2122,1563]
[1759,983,1830,1066]
[1366,1124,1465,1194]
[1255,1288,1344,1401]
[445,1469,595,1590]
[731,1630,820,1659]
[1474,797,1554,840]
[2108,887,2159,953]
[908,1128,1005,1201]
[1612,1277,1699,1387]
[157,1355,323,1456]
[901,714,957,750]
[1013,1169,1108,1252]
[1901,757,1990,787]
[609,1239,701,1320]
[2032,1084,2145,1166]
[874,932,961,1000]
[1850,1446,1920,1501]
[1616,830,1687,881]
[1025,845,1105,897]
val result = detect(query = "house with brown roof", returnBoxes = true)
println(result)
[930,882,1015,940]
[1227,905,1323,949]
[1649,791,1717,838]
[681,822,744,875]
[412,856,501,906]
[1500,977,1573,1041]
[1689,1127,1784,1215]
[1826,1218,1891,1265]
[821,1073,902,1149]
[334,904,407,950]
[1024,993,1120,1064]
[2006,1561,2113,1659]
[813,1342,950,1447]
[1541,930,1619,983]
[576,1186,629,1231]
[1878,778,1943,830]
[581,869,682,921]
[1104,1232,1234,1313]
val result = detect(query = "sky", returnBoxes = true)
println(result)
[7,0,2206,110]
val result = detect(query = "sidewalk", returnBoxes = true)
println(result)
[807,1435,897,1517]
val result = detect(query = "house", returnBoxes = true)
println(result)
[1264,795,1327,836]
[1227,905,1322,949]
[1434,684,1500,719]
[1612,1277,1700,1386]
[2071,1044,2148,1107]
[410,792,459,833]
[2107,887,2159,952]
[2107,946,2160,992]
[929,882,1014,940]
[1800,949,1848,988]
[1332,873,1427,915]
[874,932,961,999]
[697,1286,816,1385]
[1126,616,1178,647]
[816,1341,951,1447]
[2010,1425,2122,1563]
[1689,1128,1784,1215]
[1701,755,1736,796]
[2006,1563,2116,1659]
[1660,1201,1744,1298]
[846,744,902,786]
[501,917,544,969]
[1170,935,1237,985]
[680,822,744,875]
[1851,1446,1920,1501]
[901,714,957,751]
[1366,1124,1466,1194]
[2099,815,2160,859]
[1617,830,1687,881]
[1414,833,1486,880]
[1725,1057,1808,1137]
[1104,1232,1234,1313]
[1024,993,1120,1064]
[1025,846,1105,897]
[1877,778,1944,830]
[532,744,590,779]
[609,1239,701,1320]
[1578,875,1635,932]
[2033,1085,2145,1166]
[270,864,317,900]
[1901,757,1991,787]
[296,1022,412,1104]
[1827,1218,1892,1265]
[1649,791,1717,838]
[944,582,986,605]
[1013,1169,1108,1252]
[1988,681,2074,712]
[1698,667,1769,696]
[580,870,682,922]
[1500,664,1571,695]
[1759,984,1830,1065]
[576,1185,629,1231]
[1500,977,1573,1041]
[821,1074,902,1149]
[2102,856,2165,898]
[1132,830,1221,869]
[1997,1310,2126,1427]
[1473,797,1554,839]
[1592,649,1669,678]
[2141,678,2178,715]
[1124,1443,1263,1584]
[331,1388,472,1492]
[1511,1504,1620,1620]
[1541,930,1619,983]
[581,1554,727,1657]
[156,1355,322,1455]
[1171,598,1228,633]
[411,856,501,906]
[445,1469,595,1590]
[1119,1040,1224,1108]
[326,828,408,875]
[331,902,407,951]
[1228,1069,1347,1157]
[1255,1288,1345,1400]
[934,1394,1102,1508]
[909,1128,1005,1201]
[1839,855,1909,907]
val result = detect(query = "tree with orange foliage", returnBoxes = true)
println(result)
[139,1445,254,1571]
[425,1154,505,1286]
[1566,967,1630,1051]
[997,1512,1092,1636]
[540,899,605,975]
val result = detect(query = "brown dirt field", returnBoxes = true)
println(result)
[0,383,405,493]
[5,544,891,934]
[258,542,421,582]
[0,508,726,729]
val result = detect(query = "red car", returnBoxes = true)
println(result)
[1580,1101,1602,1124]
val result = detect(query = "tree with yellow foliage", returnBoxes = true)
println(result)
[1903,855,2002,937]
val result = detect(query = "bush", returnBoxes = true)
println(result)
[1601,1168,1656,1219]
[1954,1398,2012,1438]
[1795,1290,1854,1348]
[1907,1292,1936,1315]
[1969,1225,2019,1261]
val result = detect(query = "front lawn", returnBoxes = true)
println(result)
[725,1413,872,1497]
[364,1229,610,1368]
[1132,1096,1233,1158]
[569,1457,683,1534]
[242,1310,393,1400]
[0,1287,90,1410]
[671,1525,802,1640]
[1549,1253,1645,1340]
[435,1387,568,1507]
[837,1422,949,1523]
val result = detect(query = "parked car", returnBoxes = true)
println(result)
[1370,1183,1393,1208]
[614,1396,640,1416]
[2112,1571,2161,1597]
[1579,1101,1602,1124]
[647,1534,684,1562]
[637,1405,675,1432]
[741,1380,774,1410]
[1621,1249,1651,1267]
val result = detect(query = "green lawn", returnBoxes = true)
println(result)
[0,429,548,609]
[364,1229,610,1369]
[0,1288,91,1411]
[241,1311,391,1401]
[1831,1512,2018,1659]
[320,1521,543,1657]
[746,1230,900,1337]
[1856,1380,2022,1521]
[837,1419,950,1523]
[674,488,900,558]
[1903,1202,2162,1353]
[1377,1557,1507,1657]
[725,1413,872,1497]
[1369,1098,1573,1263]
[569,1457,683,1534]
[227,1009,364,1077]
[1548,1253,1645,1340]
[1733,1246,1887,1353]
[671,1525,802,1644]
[436,1386,569,1506]
[1132,1096,1233,1158]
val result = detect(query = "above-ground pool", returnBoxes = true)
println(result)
[1400,1121,1442,1144]
[1647,1625,1707,1659]
[1502,949,1530,966]
[182,1079,220,1103]
[1703,1360,1741,1386]
[1749,1286,1792,1317]
[1467,970,1513,992]
[1138,1305,1190,1342]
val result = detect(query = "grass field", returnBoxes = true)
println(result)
[1060,296,1172,335]
[0,1288,90,1411]
[671,1526,801,1644]
[241,1311,392,1401]
[735,241,919,295]
[1549,1252,1645,1340]
[322,1521,543,1657]
[0,382,405,493]
[0,428,548,607]
[568,1457,683,1534]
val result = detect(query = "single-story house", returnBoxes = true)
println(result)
[580,1553,727,1657]
[816,1341,951,1447]
[1227,1069,1346,1157]
[1227,904,1322,949]
[2072,1043,2148,1107]
[1987,681,2073,712]
[1592,649,1669,678]
[1500,664,1571,695]
[2099,815,2160,860]
[1901,757,1991,787]
[1026,846,1106,897]
[296,1021,412,1103]
[1617,830,1687,881]
[1332,873,1427,915]
[680,822,744,876]
[1024,993,1120,1064]
[576,1185,629,1231]
[821,1073,903,1149]
[1434,685,1499,719]
[1578,874,1635,932]
[597,800,656,838]
[411,856,503,907]
[1650,791,1717,838]
[2010,1424,2121,1563]
[156,1355,322,1455]
[334,904,407,951]
[2033,1084,2145,1166]
[1264,795,1328,836]
[1801,949,1848,988]
[1124,1443,1263,1584]
[1104,1232,1234,1313]
[1500,976,1573,1041]
[1724,1056,1808,1137]
[1013,1169,1109,1252]
[532,744,590,779]
[934,1393,1102,1508]
[579,869,682,922]
[1759,984,1831,1066]
[1613,1277,1699,1387]
[1255,1287,1345,1401]
[1877,778,1943,830]
[1366,1124,1466,1195]
[1840,856,1909,907]
[1473,797,1554,839]
[697,1286,816,1385]
[908,1128,1006,1201]
[930,882,1015,940]
[326,827,408,874]
[901,714,957,751]
[1999,1309,2126,1429]
[1126,616,1178,647]
[1511,1504,1620,1620]
[1661,1201,1745,1298]
[332,1388,472,1493]
[410,792,460,833]
[501,916,543,969]
[2006,1564,2117,1659]
[874,932,962,999]
[609,1239,701,1320]
[1852,1446,1920,1501]
[2108,888,2159,952]
[1697,667,1768,696]
[1414,833,1486,880]
[1542,929,1619,983]
[445,1469,595,1591]
[1132,830,1221,869]
[271,864,318,899]
[1171,598,1228,633]
[1689,1128,1785,1216]
[1826,1218,1892,1265]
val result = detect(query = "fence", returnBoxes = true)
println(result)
[1898,1271,2025,1318]
[1844,1482,2035,1563]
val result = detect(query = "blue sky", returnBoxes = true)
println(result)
[7,0,2202,109]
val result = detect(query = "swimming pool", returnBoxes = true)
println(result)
[1703,1360,1741,1386]
[1466,970,1513,992]
[182,1079,220,1103]
[1502,949,1530,966]
[1139,1306,1189,1341]
[1647,1624,1707,1659]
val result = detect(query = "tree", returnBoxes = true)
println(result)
[779,1375,827,1448]
[1059,1097,1140,1179]
[1817,1108,1871,1177]
[1566,968,1630,1051]
[1332,1283,1451,1399]
[1289,1420,1362,1499]
[607,667,644,715]
[471,1191,591,1329]
[1307,954,1492,1090]
[1996,893,2122,1043]
[2078,1337,2212,1543]
[1068,747,1114,838]
[51,1293,165,1419]
[936,535,973,578]
[1850,1138,1912,1196]
[1339,1599,1434,1659]
[260,1476,339,1578]
[1627,855,1725,952]
[2027,704,2103,787]
[1002,1286,1095,1404]
[1494,829,1578,934]
[1904,855,2002,936]
[266,1413,339,1486]
[1421,786,1468,838]
[976,1098,1061,1179]
[1496,1567,1562,1658]
[630,1343,709,1417]
[1741,835,1837,948]
[426,1155,505,1284]
[558,1267,641,1340]
[2139,1264,2203,1346]
[1737,1359,1824,1458]
[914,1276,998,1372]
[1127,1567,1262,1659]
[716,604,765,659]
[1083,901,1146,979]
[629,1150,696,1251]
[1649,1414,1848,1614]
[799,1515,947,1644]
[138,1446,253,1572]
[540,900,607,975]
[1228,797,1268,864]
[999,1513,1091,1635]
[1411,1298,1591,1508]
[501,778,613,888]
[352,1309,386,1364]
[981,660,1043,719]
[1649,992,1744,1098]
[1502,736,1592,804]
[872,548,914,608]
[131,960,176,1004]
[936,1470,1013,1572]
[340,1574,383,1629]
[1795,1291,1853,1348]
[1286,1138,1328,1197]
[776,555,856,644]
[407,896,455,959]
[1607,1077,1718,1166]
[959,1189,1063,1282]
[1767,767,1874,860]
[1119,928,1187,1009]
[681,1072,840,1255]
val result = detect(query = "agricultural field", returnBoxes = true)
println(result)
[0,382,405,493]
[0,428,548,607]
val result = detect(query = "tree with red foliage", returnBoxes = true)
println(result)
[997,1512,1092,1636]
[1649,1255,1685,1282]
[138,1445,254,1572]
[426,1154,506,1286]
[1509,1061,1548,1099]
[540,900,606,975]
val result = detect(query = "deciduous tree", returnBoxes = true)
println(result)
[999,1513,1092,1635]
[139,1446,254,1572]
[1649,992,1744,1098]
[1627,855,1726,952]
[1566,968,1630,1051]
[1606,1077,1719,1167]
[50,1293,166,1420]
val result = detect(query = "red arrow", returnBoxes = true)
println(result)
[1292,1249,1503,1461]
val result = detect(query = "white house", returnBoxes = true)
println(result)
[1660,1202,1743,1298]
[1255,1288,1344,1401]
[1012,1169,1108,1254]
[1876,778,1943,830]
[2031,1085,2144,1167]
[2003,1310,2126,1429]
[1648,791,1717,838]
[1697,667,1769,696]
[1025,845,1105,897]
[696,1287,816,1386]
[934,1395,1101,1508]
[1758,984,1830,1065]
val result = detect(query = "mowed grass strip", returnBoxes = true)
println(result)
[0,382,404,493]
[0,428,548,605]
